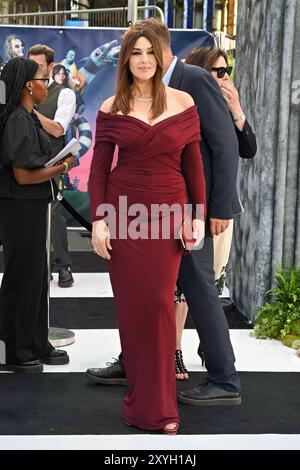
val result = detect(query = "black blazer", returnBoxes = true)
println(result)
[233,120,257,215]
[235,119,257,159]
[169,60,240,220]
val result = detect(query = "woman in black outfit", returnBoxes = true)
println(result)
[0,58,75,373]
[174,47,257,379]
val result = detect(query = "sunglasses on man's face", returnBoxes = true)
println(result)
[211,66,233,78]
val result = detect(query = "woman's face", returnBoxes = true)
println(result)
[210,55,230,88]
[54,68,66,85]
[129,36,157,83]
[31,68,48,103]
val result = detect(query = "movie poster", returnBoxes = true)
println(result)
[0,25,214,225]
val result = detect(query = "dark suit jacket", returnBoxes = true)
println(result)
[169,60,240,220]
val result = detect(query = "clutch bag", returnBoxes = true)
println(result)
[179,216,194,253]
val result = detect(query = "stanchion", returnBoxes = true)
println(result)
[46,201,75,348]
[48,327,75,347]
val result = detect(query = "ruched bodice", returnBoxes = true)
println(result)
[89,105,206,220]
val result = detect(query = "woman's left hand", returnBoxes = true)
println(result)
[192,219,205,249]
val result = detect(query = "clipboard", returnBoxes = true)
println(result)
[44,138,81,168]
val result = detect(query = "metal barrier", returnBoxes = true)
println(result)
[0,6,164,28]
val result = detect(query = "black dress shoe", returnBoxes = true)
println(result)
[0,359,43,373]
[86,359,127,385]
[177,379,241,406]
[58,266,74,288]
[41,349,69,365]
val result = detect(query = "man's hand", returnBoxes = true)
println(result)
[92,220,112,260]
[210,218,230,236]
[192,219,205,248]
[34,109,64,138]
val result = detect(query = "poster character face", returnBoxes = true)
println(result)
[90,43,117,66]
[4,35,25,61]
[105,46,120,67]
[52,64,69,86]
[70,76,81,91]
[11,38,24,57]
[66,49,76,64]
[55,68,66,85]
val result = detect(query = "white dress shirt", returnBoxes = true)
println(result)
[162,56,178,86]
[48,78,76,135]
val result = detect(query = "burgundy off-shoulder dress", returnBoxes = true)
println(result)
[88,105,206,430]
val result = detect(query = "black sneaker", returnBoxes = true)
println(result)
[86,358,127,385]
[177,378,241,406]
[58,266,74,288]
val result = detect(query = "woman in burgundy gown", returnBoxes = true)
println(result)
[88,23,206,433]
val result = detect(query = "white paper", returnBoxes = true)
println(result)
[44,138,81,168]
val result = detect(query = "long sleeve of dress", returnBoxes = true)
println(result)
[181,140,206,221]
[88,138,115,222]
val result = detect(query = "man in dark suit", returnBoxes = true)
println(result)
[86,19,241,405]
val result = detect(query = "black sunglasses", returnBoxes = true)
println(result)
[31,78,49,86]
[211,66,232,78]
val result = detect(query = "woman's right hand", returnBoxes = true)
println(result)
[92,220,112,260]
[220,82,244,120]
[63,155,76,171]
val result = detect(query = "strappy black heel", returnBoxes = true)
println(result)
[198,343,205,367]
[175,349,189,379]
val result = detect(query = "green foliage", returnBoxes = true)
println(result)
[254,265,300,346]
[227,51,235,82]
[282,334,300,348]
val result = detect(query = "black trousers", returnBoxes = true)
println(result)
[178,231,241,392]
[0,198,53,363]
[51,199,71,269]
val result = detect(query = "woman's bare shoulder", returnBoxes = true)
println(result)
[100,96,115,113]
[165,86,195,110]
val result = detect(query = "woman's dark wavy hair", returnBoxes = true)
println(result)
[185,47,228,70]
[0,57,38,145]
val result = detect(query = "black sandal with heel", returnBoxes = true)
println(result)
[175,349,189,380]
[198,343,206,367]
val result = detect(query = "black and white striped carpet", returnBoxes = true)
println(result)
[0,240,300,451]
